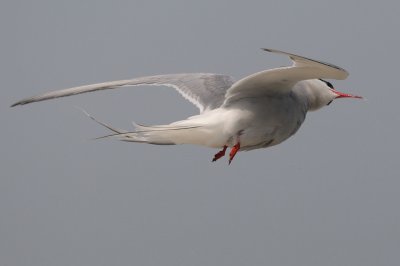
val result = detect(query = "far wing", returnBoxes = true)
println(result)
[12,73,235,113]
[224,49,349,104]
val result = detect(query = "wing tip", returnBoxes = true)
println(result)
[261,48,272,52]
[261,48,297,61]
[10,97,38,107]
[261,48,284,54]
[10,100,25,107]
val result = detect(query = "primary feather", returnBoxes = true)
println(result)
[11,73,235,113]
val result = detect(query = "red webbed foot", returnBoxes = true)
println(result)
[212,145,228,162]
[228,142,240,165]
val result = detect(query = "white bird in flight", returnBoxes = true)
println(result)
[12,49,362,164]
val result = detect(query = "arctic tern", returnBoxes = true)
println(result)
[12,49,362,164]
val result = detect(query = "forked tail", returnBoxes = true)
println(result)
[79,109,203,145]
[104,123,203,145]
[79,109,242,164]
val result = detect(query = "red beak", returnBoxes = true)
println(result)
[332,89,363,99]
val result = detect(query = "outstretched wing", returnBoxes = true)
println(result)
[12,73,235,113]
[224,48,349,104]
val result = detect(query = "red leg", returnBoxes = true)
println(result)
[212,145,228,162]
[229,142,240,165]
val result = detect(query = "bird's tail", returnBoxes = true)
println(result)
[113,124,203,145]
[79,109,204,145]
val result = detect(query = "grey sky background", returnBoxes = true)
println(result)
[1,0,399,265]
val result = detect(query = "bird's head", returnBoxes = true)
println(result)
[297,79,362,111]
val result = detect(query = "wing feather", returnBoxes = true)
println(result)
[11,73,235,113]
[224,49,349,104]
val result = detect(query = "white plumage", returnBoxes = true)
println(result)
[12,49,362,164]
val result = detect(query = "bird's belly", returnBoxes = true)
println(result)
[239,113,305,151]
[238,124,296,151]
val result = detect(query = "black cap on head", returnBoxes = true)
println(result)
[319,79,334,89]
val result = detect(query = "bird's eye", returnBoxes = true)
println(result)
[327,100,333,106]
